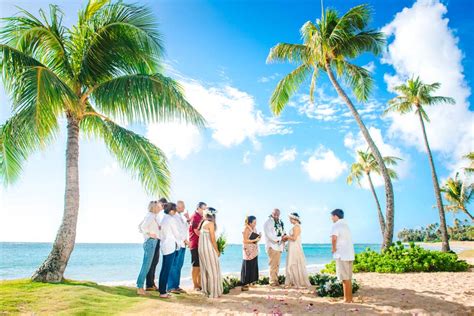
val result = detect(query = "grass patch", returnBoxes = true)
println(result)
[0,279,151,315]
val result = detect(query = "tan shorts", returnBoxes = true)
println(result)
[336,259,353,280]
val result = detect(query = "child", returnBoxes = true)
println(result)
[330,209,355,303]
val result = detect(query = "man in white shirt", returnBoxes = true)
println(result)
[330,208,355,303]
[263,208,286,286]
[167,200,189,294]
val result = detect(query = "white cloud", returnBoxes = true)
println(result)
[146,122,202,159]
[362,61,376,73]
[264,148,297,170]
[295,90,345,122]
[381,0,474,174]
[258,73,280,83]
[242,151,252,164]
[102,162,119,176]
[301,147,347,182]
[344,127,409,188]
[145,78,293,159]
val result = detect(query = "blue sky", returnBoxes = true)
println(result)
[0,0,473,244]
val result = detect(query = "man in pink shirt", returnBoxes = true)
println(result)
[188,202,207,290]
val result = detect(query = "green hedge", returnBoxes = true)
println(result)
[322,241,470,273]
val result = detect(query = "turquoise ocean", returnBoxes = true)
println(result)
[0,242,380,285]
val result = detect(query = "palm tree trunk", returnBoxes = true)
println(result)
[367,172,386,238]
[417,109,450,252]
[325,61,395,250]
[32,116,80,282]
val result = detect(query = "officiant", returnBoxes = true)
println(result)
[240,215,261,291]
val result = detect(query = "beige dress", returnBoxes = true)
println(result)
[285,224,311,288]
[199,222,223,298]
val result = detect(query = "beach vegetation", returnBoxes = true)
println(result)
[441,173,473,221]
[322,242,470,273]
[309,274,359,297]
[398,220,474,242]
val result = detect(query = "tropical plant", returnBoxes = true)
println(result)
[322,242,469,273]
[464,152,474,174]
[347,149,400,238]
[398,220,473,242]
[309,274,359,297]
[0,1,204,282]
[216,233,227,254]
[266,4,396,249]
[441,173,473,221]
[385,77,455,252]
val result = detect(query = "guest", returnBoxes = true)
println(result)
[330,209,355,303]
[136,201,160,295]
[241,216,260,291]
[283,212,311,288]
[198,207,223,298]
[167,200,188,294]
[263,208,286,286]
[189,202,207,291]
[158,202,180,298]
[145,197,167,291]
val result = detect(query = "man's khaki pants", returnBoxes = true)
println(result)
[268,247,282,285]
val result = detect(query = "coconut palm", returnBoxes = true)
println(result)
[441,173,473,221]
[266,4,396,249]
[385,77,454,252]
[347,149,400,238]
[464,152,474,174]
[0,1,205,282]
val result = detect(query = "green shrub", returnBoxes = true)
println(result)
[222,276,241,294]
[322,242,470,274]
[397,220,473,242]
[256,275,286,285]
[308,273,359,297]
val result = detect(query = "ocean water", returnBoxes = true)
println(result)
[0,242,380,284]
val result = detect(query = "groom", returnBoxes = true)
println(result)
[264,208,286,286]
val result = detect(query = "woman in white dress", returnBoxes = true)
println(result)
[283,212,311,288]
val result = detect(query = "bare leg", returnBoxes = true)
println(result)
[192,267,201,290]
[342,280,353,303]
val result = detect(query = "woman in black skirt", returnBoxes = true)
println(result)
[241,216,260,291]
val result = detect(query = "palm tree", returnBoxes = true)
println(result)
[385,77,455,252]
[0,1,205,282]
[347,149,400,238]
[266,4,396,249]
[441,173,473,221]
[464,152,474,174]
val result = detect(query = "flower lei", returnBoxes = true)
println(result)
[270,215,285,237]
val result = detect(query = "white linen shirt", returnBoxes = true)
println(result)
[138,212,160,241]
[160,213,181,255]
[173,213,188,249]
[264,217,284,252]
[330,219,355,261]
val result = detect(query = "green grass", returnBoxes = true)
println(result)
[0,279,149,315]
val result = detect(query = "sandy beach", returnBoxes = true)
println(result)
[120,271,474,315]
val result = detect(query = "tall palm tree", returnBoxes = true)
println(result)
[385,77,454,252]
[266,4,396,249]
[0,1,205,282]
[441,173,473,221]
[347,149,400,238]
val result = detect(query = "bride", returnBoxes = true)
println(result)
[283,212,311,288]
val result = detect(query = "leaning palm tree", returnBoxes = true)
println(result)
[347,149,400,238]
[0,1,205,282]
[385,77,455,252]
[441,173,473,221]
[266,4,396,249]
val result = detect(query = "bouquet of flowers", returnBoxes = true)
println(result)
[217,233,227,254]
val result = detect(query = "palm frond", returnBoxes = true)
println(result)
[266,43,310,64]
[80,114,170,197]
[341,62,373,101]
[90,73,205,126]
[269,64,311,115]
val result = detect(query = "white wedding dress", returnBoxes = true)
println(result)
[285,224,311,288]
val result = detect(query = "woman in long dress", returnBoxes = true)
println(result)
[284,212,311,288]
[198,207,223,298]
[240,215,260,291]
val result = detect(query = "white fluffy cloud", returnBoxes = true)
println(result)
[344,127,409,188]
[264,148,297,170]
[146,122,202,159]
[381,0,473,174]
[301,147,348,182]
[146,78,292,159]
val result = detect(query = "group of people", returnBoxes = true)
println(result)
[136,200,355,303]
